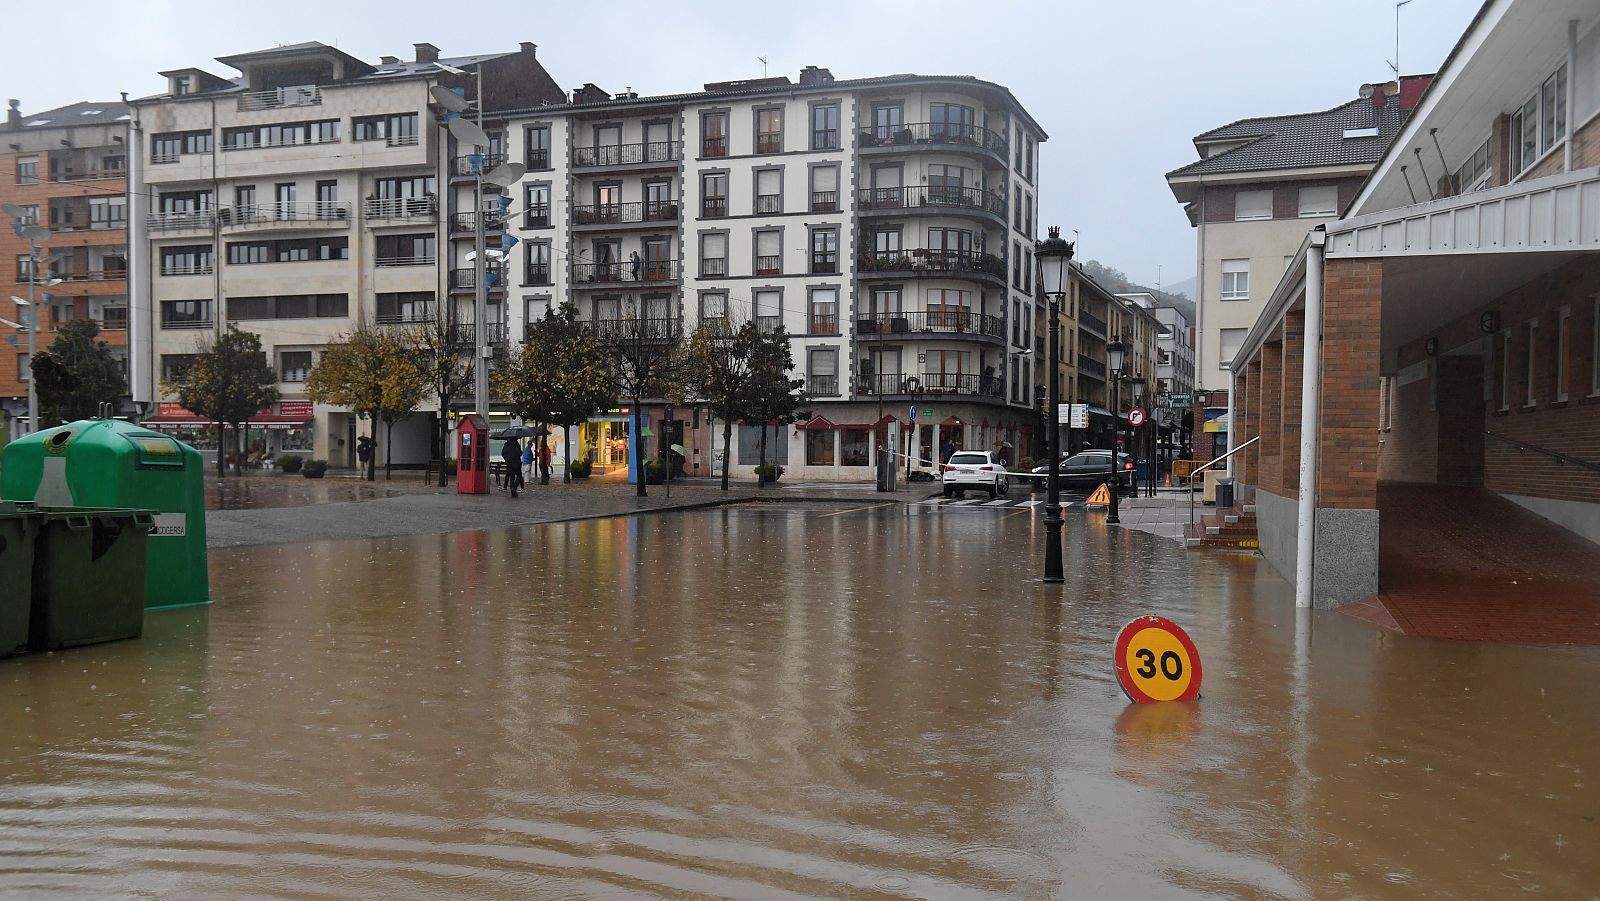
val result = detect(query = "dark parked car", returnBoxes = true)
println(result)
[1031,449,1133,490]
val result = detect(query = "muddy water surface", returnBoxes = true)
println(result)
[2,505,1597,898]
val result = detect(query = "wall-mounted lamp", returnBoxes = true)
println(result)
[1479,310,1501,334]
[1424,336,1439,356]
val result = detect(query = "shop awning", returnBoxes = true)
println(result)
[795,414,896,431]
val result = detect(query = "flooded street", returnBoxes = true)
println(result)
[2,504,1597,898]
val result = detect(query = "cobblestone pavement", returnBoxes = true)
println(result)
[1344,482,1600,644]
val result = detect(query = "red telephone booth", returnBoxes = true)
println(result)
[456,413,490,495]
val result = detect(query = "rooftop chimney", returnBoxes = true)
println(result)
[520,42,537,56]
[572,83,611,104]
[798,65,834,86]
[7,99,20,129]
[413,43,440,64]
[380,55,400,65]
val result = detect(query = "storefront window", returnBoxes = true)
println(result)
[281,428,314,451]
[841,430,870,466]
[805,429,835,465]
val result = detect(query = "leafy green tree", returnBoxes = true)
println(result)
[680,317,754,491]
[592,299,682,497]
[742,325,809,486]
[401,312,474,486]
[495,300,616,484]
[33,319,125,425]
[306,325,417,481]
[166,326,279,477]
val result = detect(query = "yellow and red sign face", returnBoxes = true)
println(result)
[1114,615,1203,703]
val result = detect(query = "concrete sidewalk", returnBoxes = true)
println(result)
[205,474,926,548]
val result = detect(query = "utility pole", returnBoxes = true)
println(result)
[473,64,489,420]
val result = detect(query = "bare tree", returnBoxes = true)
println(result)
[592,300,682,497]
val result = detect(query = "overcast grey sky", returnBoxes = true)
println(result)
[6,0,1481,293]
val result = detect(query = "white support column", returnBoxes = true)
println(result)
[1566,19,1578,173]
[1294,233,1326,609]
[1225,376,1236,478]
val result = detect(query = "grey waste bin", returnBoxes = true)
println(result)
[1216,477,1235,509]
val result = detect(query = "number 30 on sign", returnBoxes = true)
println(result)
[1114,615,1203,703]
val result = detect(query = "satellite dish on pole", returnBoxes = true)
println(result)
[1,202,26,219]
[21,225,52,242]
[428,84,471,113]
[448,117,490,148]
[485,161,526,186]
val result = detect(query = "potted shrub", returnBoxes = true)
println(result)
[278,454,304,474]
[754,462,784,485]
[302,459,329,479]
[570,459,593,479]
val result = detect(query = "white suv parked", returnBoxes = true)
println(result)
[942,451,1009,499]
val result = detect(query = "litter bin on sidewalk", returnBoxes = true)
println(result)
[1216,477,1235,510]
[29,507,155,651]
[0,502,37,658]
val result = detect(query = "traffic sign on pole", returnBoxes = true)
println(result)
[1070,403,1089,429]
[1114,615,1203,703]
[1127,408,1146,428]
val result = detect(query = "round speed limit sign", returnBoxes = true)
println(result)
[1114,615,1203,703]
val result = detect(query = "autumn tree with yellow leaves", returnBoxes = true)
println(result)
[306,324,426,481]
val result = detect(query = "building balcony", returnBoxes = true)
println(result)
[1078,309,1107,339]
[145,210,214,233]
[48,167,127,184]
[856,122,1010,166]
[237,85,322,112]
[375,305,436,325]
[1077,353,1106,380]
[856,371,1004,399]
[449,266,507,291]
[591,316,681,342]
[450,153,508,181]
[572,260,681,288]
[572,141,680,172]
[806,374,839,396]
[55,267,128,283]
[374,255,436,268]
[854,310,1005,344]
[856,185,1006,226]
[450,322,509,347]
[218,202,352,230]
[857,248,1005,286]
[448,211,505,234]
[571,200,681,229]
[363,196,437,223]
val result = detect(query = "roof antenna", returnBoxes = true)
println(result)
[1387,0,1413,80]
[757,55,768,78]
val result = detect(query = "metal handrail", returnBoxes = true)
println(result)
[1187,435,1259,526]
[1484,430,1600,475]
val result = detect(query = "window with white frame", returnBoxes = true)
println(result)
[1557,306,1570,402]
[1510,64,1567,175]
[1218,328,1246,371]
[1297,186,1337,217]
[700,291,728,321]
[1220,259,1249,300]
[1525,318,1538,407]
[1234,190,1272,221]
[1452,138,1492,193]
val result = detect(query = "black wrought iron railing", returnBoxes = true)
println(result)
[449,211,504,232]
[1077,354,1106,378]
[524,264,551,286]
[855,310,1004,340]
[571,200,681,225]
[571,260,681,285]
[807,375,839,396]
[856,122,1009,156]
[754,255,781,276]
[857,248,1005,280]
[701,136,728,157]
[451,322,509,346]
[451,154,507,178]
[857,372,1003,397]
[591,317,681,340]
[449,266,507,289]
[856,185,1006,218]
[572,141,680,167]
[375,306,436,324]
[754,194,782,214]
[810,191,838,212]
[701,197,728,218]
[754,315,781,334]
[699,258,728,278]
[1079,309,1107,337]
[808,314,839,336]
[756,133,782,154]
[810,254,838,275]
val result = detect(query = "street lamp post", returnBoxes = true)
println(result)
[1106,336,1126,525]
[2,205,58,435]
[1035,226,1074,583]
[1130,376,1148,498]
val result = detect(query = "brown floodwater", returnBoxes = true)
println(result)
[2,504,1597,898]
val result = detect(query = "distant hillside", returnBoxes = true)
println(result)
[1165,275,1196,300]
[1079,261,1196,323]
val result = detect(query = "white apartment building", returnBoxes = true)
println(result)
[128,40,562,466]
[475,67,1047,480]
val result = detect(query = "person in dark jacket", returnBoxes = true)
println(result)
[501,437,524,497]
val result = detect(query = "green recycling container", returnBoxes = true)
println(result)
[1,419,208,609]
[29,507,155,651]
[0,501,36,658]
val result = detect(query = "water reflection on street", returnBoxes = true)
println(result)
[2,504,1597,898]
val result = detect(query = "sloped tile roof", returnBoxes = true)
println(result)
[1167,96,1403,178]
[14,101,131,128]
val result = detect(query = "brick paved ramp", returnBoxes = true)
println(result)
[1341,482,1600,643]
